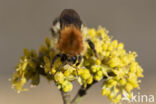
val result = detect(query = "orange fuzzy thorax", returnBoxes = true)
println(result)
[57,25,84,56]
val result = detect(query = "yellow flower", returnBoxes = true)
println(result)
[111,40,118,49]
[113,94,122,104]
[91,65,100,73]
[117,42,124,50]
[88,29,96,37]
[51,68,56,75]
[87,76,93,84]
[119,78,126,86]
[81,69,91,80]
[54,72,65,84]
[109,57,121,68]
[95,59,101,65]
[94,74,102,81]
[62,81,73,92]
[102,43,108,51]
[102,85,111,96]
[11,26,143,104]
[63,65,74,77]
[125,83,133,92]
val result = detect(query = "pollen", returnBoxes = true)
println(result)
[57,25,84,56]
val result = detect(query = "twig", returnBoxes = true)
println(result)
[71,81,97,104]
[61,91,71,104]
[71,71,115,104]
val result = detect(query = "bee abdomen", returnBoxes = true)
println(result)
[60,9,82,29]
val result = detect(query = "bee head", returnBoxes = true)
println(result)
[57,25,84,56]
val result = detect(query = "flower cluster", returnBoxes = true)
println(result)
[85,27,143,103]
[11,26,143,103]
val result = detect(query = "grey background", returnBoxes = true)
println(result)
[0,0,156,104]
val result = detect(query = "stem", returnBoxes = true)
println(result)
[61,91,71,104]
[71,91,81,104]
[71,81,97,104]
[71,72,115,104]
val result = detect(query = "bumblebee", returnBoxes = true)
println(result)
[50,9,98,69]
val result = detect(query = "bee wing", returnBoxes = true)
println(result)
[50,17,61,38]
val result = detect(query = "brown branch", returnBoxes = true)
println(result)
[71,81,97,104]
[61,91,71,104]
[71,72,115,104]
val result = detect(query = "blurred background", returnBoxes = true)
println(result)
[0,0,156,104]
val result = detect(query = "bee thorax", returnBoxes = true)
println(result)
[57,26,84,56]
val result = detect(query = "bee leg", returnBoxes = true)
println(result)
[76,55,82,66]
[51,54,61,69]
[74,56,82,77]
[71,56,77,64]
[87,39,98,58]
